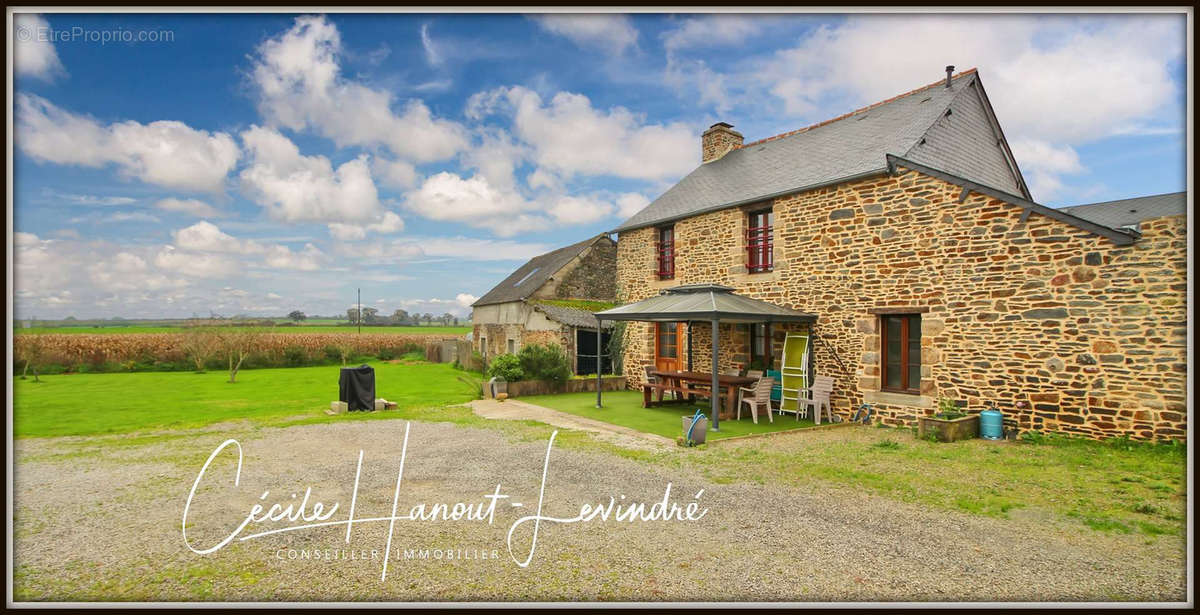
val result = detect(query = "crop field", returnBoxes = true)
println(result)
[15,325,471,336]
[12,328,472,375]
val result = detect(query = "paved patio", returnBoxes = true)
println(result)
[469,398,675,450]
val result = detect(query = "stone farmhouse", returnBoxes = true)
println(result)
[610,67,1187,440]
[471,235,617,375]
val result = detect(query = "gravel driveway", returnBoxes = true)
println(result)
[12,416,1186,602]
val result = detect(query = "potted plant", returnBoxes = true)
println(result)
[918,398,980,443]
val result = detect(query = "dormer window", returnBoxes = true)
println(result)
[655,225,675,280]
[746,208,774,273]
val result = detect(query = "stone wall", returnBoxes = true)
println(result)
[554,238,618,301]
[616,168,1187,440]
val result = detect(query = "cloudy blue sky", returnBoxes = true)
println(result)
[11,11,1188,320]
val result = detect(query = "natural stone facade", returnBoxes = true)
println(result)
[555,238,617,301]
[472,236,616,373]
[616,167,1187,440]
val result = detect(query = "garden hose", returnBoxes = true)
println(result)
[852,403,874,424]
[686,408,706,445]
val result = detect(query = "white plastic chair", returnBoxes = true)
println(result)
[737,377,775,424]
[795,375,834,424]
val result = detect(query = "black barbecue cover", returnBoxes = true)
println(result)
[339,365,375,411]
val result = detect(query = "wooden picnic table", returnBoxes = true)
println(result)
[645,370,758,420]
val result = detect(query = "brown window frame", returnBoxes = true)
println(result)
[880,314,921,395]
[655,322,679,359]
[746,208,774,273]
[655,225,675,279]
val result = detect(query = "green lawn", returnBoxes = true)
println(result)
[519,390,819,441]
[676,426,1187,537]
[13,361,481,438]
[14,325,471,336]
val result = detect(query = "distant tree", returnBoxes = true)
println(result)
[362,306,380,324]
[288,310,307,323]
[64,315,77,321]
[217,328,262,383]
[391,309,410,325]
[422,313,433,326]
[181,325,220,372]
[440,313,454,326]
[347,307,360,325]
[17,335,46,382]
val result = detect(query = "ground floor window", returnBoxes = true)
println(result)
[575,328,613,375]
[507,338,516,354]
[480,337,487,358]
[747,323,769,370]
[881,314,921,394]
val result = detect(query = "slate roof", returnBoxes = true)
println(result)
[532,303,614,329]
[614,69,1029,233]
[595,284,818,324]
[472,235,612,307]
[1058,192,1187,230]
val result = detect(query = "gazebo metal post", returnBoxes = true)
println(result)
[710,319,720,431]
[686,321,694,371]
[595,318,604,408]
[765,321,773,415]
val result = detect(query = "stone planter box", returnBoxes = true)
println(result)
[918,414,980,442]
[484,375,626,398]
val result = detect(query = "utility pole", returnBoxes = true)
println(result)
[357,288,361,334]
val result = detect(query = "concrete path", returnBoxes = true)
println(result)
[469,398,675,450]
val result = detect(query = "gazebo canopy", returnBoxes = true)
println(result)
[592,284,817,431]
[594,284,818,324]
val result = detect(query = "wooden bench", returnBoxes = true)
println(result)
[642,382,709,407]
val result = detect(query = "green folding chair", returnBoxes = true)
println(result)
[779,332,810,417]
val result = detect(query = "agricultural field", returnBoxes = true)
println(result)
[12,328,472,376]
[14,324,471,336]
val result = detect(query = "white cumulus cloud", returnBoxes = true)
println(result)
[14,14,65,81]
[16,94,239,193]
[239,125,384,226]
[533,14,639,53]
[468,86,697,181]
[250,15,467,163]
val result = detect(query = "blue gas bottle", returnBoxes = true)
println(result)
[980,405,1003,440]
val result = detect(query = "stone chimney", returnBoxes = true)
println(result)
[701,122,743,163]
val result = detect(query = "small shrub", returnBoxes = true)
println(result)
[935,396,966,420]
[323,345,342,362]
[485,353,524,382]
[377,347,398,361]
[872,439,901,450]
[1130,501,1159,515]
[1020,431,1053,445]
[517,343,571,384]
[283,346,308,367]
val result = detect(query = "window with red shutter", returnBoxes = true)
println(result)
[655,226,675,279]
[746,208,773,273]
